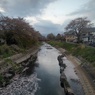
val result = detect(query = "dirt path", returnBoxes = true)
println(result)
[58,48,95,95]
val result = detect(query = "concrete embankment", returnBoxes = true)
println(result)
[0,46,40,87]
[58,48,95,95]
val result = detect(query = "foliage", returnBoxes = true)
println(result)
[47,33,55,40]
[48,41,64,47]
[0,16,42,48]
[73,46,95,62]
[4,58,22,73]
[56,34,62,40]
[0,44,16,58]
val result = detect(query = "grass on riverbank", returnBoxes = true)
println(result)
[48,41,95,63]
[0,44,16,59]
[0,41,41,59]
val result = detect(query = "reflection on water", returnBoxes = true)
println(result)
[35,43,84,95]
[35,43,65,95]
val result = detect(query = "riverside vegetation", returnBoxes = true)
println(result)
[0,15,43,87]
[48,41,95,65]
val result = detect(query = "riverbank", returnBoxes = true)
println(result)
[58,48,95,95]
[48,41,95,63]
[0,45,40,87]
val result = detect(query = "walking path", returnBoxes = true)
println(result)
[58,48,95,95]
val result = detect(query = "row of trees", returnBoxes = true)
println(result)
[46,17,93,43]
[0,15,93,45]
[47,33,65,41]
[0,15,43,48]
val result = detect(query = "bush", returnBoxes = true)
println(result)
[0,16,42,49]
[0,44,16,58]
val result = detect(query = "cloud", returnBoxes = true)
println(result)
[0,0,57,17]
[0,7,5,13]
[67,0,95,23]
[33,19,63,35]
[25,17,72,35]
[25,16,39,25]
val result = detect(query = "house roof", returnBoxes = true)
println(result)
[83,27,95,32]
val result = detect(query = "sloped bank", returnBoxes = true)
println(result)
[48,41,95,64]
[48,41,95,86]
[48,41,95,95]
[0,47,40,87]
[47,41,85,95]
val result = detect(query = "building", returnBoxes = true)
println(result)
[64,32,77,42]
[81,28,95,44]
[64,27,95,44]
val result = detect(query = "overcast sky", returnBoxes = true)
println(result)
[0,0,94,35]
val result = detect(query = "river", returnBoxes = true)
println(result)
[35,43,65,95]
[35,43,84,95]
[0,42,84,95]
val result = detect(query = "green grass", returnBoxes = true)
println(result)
[0,44,16,58]
[48,41,64,47]
[48,41,95,63]
[72,45,95,62]
[4,58,22,73]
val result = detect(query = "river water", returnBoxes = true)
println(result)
[35,43,84,95]
[0,43,84,95]
[35,43,65,95]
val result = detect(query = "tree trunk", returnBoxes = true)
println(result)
[77,33,81,43]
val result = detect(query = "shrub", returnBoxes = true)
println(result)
[0,45,16,58]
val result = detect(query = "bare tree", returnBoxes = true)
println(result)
[65,17,93,43]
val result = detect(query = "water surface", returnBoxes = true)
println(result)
[35,43,84,95]
[35,43,65,95]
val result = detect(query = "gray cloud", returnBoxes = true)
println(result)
[0,0,56,17]
[33,20,63,35]
[68,0,95,22]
